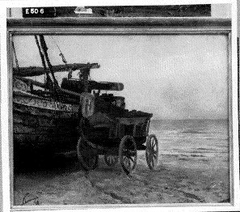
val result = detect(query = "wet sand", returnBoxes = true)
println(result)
[13,151,230,205]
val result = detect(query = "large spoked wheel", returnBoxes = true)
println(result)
[77,136,98,171]
[145,134,159,170]
[119,135,137,175]
[104,154,118,167]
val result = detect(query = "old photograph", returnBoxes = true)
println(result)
[1,2,239,212]
[12,32,230,205]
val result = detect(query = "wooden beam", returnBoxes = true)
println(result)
[17,77,81,97]
[13,63,100,77]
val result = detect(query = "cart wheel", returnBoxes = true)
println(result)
[119,135,137,175]
[104,154,118,167]
[77,137,98,171]
[145,134,159,170]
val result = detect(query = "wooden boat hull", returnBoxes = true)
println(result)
[13,92,80,163]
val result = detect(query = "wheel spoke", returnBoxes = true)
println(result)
[123,156,131,169]
[127,155,135,163]
[129,150,136,156]
[104,154,118,167]
[148,151,153,159]
[151,158,155,167]
[145,135,159,170]
[128,157,135,170]
[119,136,137,175]
[150,138,155,145]
[153,153,158,159]
[128,142,134,149]
[151,140,157,147]
[122,148,128,155]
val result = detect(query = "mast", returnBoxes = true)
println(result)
[80,66,90,92]
[34,35,53,90]
[79,63,100,92]
[39,35,59,88]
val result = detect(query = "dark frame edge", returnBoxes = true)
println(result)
[7,17,231,28]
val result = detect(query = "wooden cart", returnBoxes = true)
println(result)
[76,91,159,175]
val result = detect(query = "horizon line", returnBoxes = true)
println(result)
[151,118,228,121]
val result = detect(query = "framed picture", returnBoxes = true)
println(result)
[1,1,239,212]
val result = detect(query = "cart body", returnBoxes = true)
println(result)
[61,67,159,174]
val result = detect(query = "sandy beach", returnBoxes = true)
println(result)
[14,150,230,206]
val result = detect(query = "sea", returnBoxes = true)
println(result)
[148,119,229,167]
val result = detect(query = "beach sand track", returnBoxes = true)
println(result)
[13,151,230,205]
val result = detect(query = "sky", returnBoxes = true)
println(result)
[13,35,228,120]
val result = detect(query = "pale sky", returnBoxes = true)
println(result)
[13,35,228,119]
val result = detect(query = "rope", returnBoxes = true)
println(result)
[50,36,68,64]
[50,36,73,79]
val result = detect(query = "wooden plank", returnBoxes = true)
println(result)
[13,104,79,152]
[15,77,46,88]
[61,78,124,91]
[13,63,100,77]
[15,77,82,98]
[13,94,79,113]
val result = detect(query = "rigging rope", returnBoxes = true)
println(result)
[50,36,68,64]
[50,36,73,79]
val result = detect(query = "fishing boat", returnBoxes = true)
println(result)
[12,35,124,166]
